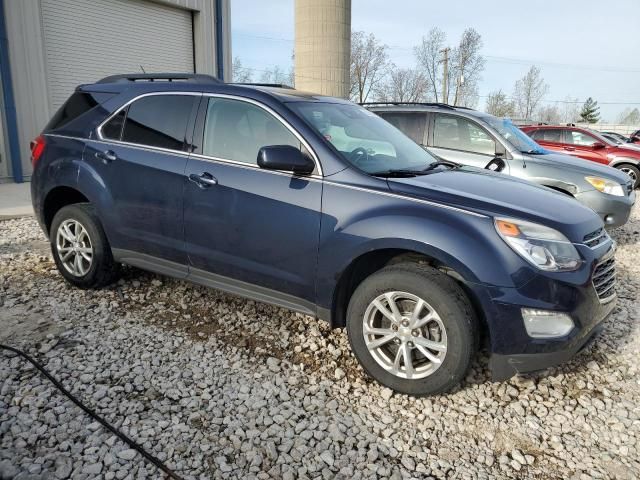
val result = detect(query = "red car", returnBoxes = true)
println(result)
[521,125,640,188]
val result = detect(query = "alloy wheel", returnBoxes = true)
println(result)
[363,291,447,379]
[620,166,638,184]
[56,219,93,277]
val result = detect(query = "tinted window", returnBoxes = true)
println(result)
[122,95,195,150]
[433,114,495,155]
[45,92,112,130]
[530,129,562,143]
[567,130,598,146]
[101,109,126,140]
[202,98,300,164]
[377,113,427,144]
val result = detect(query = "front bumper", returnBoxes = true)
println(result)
[467,243,617,381]
[575,188,635,228]
[489,305,611,381]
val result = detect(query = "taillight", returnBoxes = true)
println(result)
[30,135,46,167]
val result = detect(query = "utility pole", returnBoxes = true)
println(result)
[440,47,450,104]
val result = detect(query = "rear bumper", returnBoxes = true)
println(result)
[575,189,635,228]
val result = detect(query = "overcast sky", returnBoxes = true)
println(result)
[231,0,640,121]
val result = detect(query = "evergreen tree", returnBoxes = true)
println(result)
[579,97,600,123]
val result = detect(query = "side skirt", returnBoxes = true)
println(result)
[112,249,318,318]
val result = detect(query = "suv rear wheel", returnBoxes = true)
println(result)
[346,263,477,396]
[50,204,120,288]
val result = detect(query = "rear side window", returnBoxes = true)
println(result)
[202,98,300,164]
[101,110,126,140]
[530,129,562,143]
[377,113,427,144]
[45,92,112,131]
[121,95,196,151]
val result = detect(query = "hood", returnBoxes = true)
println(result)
[526,151,630,184]
[617,143,640,153]
[387,166,602,239]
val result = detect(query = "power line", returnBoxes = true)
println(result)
[234,32,640,74]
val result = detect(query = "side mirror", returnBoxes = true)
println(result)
[485,157,506,172]
[592,142,606,150]
[494,142,507,157]
[257,145,315,175]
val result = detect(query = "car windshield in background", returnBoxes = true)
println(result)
[483,116,546,154]
[290,102,438,174]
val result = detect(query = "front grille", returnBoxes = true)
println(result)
[593,256,616,302]
[583,228,608,248]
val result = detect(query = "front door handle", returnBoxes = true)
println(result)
[189,172,218,188]
[95,150,117,163]
[563,146,576,151]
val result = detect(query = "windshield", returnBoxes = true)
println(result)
[289,102,438,173]
[482,116,546,154]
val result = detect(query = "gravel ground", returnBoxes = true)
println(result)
[0,208,639,480]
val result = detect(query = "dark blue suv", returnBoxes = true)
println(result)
[31,74,617,396]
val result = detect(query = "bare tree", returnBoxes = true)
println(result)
[232,56,253,83]
[512,66,549,119]
[617,107,640,124]
[537,104,561,124]
[485,90,514,117]
[450,28,485,107]
[259,65,291,86]
[414,28,446,102]
[560,96,580,123]
[350,31,389,103]
[375,65,429,102]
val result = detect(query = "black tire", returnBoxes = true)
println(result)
[616,164,640,189]
[50,203,120,288]
[346,263,478,396]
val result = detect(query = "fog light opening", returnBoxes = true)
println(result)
[521,308,574,339]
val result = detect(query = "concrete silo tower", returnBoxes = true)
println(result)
[294,0,351,98]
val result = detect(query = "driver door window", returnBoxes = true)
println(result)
[566,130,598,146]
[202,98,301,164]
[433,114,495,155]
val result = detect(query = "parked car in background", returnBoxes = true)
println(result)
[630,130,640,144]
[600,131,630,144]
[365,103,635,228]
[521,124,640,188]
[31,74,618,395]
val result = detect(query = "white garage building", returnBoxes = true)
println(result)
[0,0,231,183]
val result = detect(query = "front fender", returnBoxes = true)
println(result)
[316,181,534,309]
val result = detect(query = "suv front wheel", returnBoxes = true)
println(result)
[346,263,478,396]
[50,204,120,288]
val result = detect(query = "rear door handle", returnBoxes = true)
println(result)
[563,146,576,151]
[95,150,117,163]
[189,172,218,188]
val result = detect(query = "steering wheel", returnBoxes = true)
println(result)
[348,147,370,166]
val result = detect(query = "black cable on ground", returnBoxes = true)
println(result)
[0,344,185,480]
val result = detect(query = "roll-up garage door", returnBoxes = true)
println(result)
[41,0,194,111]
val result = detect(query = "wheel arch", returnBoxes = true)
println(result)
[43,186,90,234]
[327,247,489,345]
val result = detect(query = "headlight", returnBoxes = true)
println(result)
[585,176,624,196]
[495,218,582,271]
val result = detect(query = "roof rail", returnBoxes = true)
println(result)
[96,73,221,84]
[360,101,457,110]
[231,82,294,89]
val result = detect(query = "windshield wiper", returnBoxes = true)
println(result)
[370,169,424,178]
[421,160,462,171]
[521,149,545,155]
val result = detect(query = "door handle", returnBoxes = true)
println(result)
[189,172,218,188]
[563,146,576,151]
[95,150,117,163]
